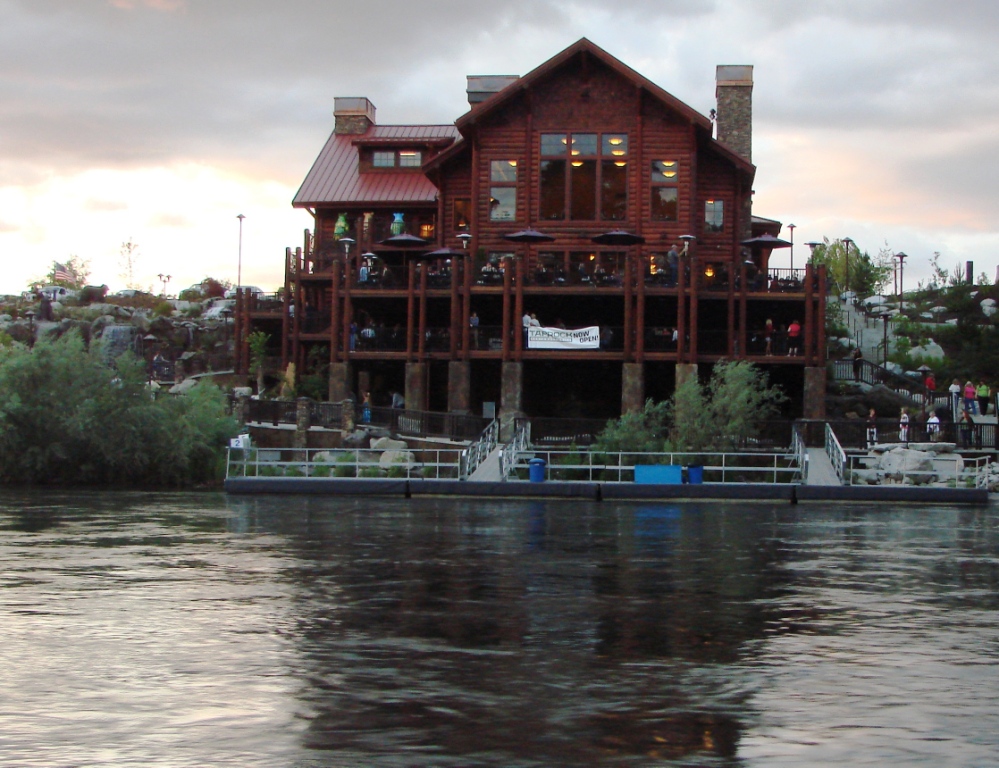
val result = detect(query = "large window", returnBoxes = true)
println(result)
[539,133,628,221]
[651,160,679,221]
[489,160,518,222]
[705,199,724,233]
[453,199,470,231]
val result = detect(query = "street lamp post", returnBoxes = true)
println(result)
[787,223,795,272]
[881,312,891,368]
[842,237,854,294]
[157,273,171,296]
[236,214,245,292]
[895,252,908,311]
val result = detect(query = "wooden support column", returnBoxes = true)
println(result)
[329,259,341,363]
[676,253,687,364]
[341,257,353,363]
[462,254,473,359]
[281,247,291,369]
[804,263,815,365]
[502,258,512,361]
[418,264,428,359]
[514,256,524,360]
[817,264,827,363]
[449,256,460,357]
[689,251,699,363]
[406,260,416,361]
[623,252,633,361]
[739,261,748,360]
[727,254,736,357]
[636,249,646,362]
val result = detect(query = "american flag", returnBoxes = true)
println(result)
[53,262,73,282]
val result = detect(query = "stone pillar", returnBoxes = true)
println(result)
[499,361,523,440]
[328,362,352,402]
[294,397,311,452]
[447,361,471,413]
[675,363,698,390]
[405,362,427,411]
[622,363,645,415]
[803,366,826,420]
[235,393,250,426]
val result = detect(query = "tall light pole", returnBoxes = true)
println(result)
[805,241,820,263]
[237,213,245,291]
[787,223,796,272]
[895,252,908,310]
[842,237,854,294]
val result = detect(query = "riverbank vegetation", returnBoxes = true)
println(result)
[0,333,237,487]
[594,361,785,453]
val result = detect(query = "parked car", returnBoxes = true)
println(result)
[224,285,265,299]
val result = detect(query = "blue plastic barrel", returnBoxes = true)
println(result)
[529,458,547,483]
[687,464,704,484]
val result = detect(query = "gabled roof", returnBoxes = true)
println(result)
[293,125,459,207]
[449,37,754,178]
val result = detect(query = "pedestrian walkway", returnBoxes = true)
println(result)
[468,446,504,481]
[805,447,841,486]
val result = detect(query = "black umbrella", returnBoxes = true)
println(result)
[592,229,646,246]
[423,247,466,259]
[741,233,791,249]
[503,228,556,243]
[379,233,429,249]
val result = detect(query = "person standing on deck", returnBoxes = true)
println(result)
[899,408,909,444]
[977,381,990,416]
[949,378,962,419]
[852,347,863,381]
[866,408,878,448]
[787,319,801,357]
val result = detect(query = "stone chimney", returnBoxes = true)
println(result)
[466,75,519,106]
[715,65,753,162]
[334,97,376,135]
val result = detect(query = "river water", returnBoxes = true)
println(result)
[1,492,997,767]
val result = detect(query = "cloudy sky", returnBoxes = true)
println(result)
[2,0,997,294]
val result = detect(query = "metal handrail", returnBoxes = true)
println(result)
[792,423,808,483]
[458,419,498,480]
[825,422,847,483]
[499,420,532,481]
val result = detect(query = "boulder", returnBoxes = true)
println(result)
[169,378,199,394]
[343,429,370,449]
[312,451,337,464]
[233,386,253,397]
[879,447,935,482]
[981,298,997,317]
[379,450,416,470]
[371,436,408,451]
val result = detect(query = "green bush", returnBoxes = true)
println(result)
[0,332,238,486]
[311,463,332,478]
[152,300,174,317]
[334,452,357,477]
[284,465,305,477]
[359,467,381,478]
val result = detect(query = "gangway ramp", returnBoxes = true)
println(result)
[806,447,841,486]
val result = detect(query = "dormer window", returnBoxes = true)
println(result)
[369,149,423,169]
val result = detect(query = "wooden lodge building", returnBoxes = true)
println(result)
[235,39,827,422]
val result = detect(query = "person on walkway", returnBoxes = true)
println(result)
[976,381,990,416]
[949,378,962,419]
[960,409,975,447]
[361,391,372,424]
[899,408,909,443]
[963,380,977,414]
[924,371,936,407]
[787,319,801,356]
[469,311,480,349]
[390,390,404,409]
[666,244,679,287]
[765,318,774,356]
[927,410,941,442]
[852,347,863,381]
[866,408,878,448]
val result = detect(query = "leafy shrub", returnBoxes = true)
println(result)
[334,452,356,477]
[152,300,174,317]
[284,465,305,477]
[0,332,238,486]
[311,463,332,478]
[359,467,381,478]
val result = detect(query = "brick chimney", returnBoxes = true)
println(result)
[334,97,376,135]
[715,65,753,162]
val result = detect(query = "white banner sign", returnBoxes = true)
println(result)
[527,325,600,350]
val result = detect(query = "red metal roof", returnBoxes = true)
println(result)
[293,125,458,207]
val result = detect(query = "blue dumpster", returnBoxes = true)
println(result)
[687,464,704,484]
[529,458,547,483]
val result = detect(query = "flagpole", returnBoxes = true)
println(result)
[237,214,245,291]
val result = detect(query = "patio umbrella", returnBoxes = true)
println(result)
[423,247,466,259]
[741,233,792,249]
[379,233,429,249]
[503,228,556,243]
[591,229,645,246]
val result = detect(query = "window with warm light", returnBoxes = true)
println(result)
[489,160,518,221]
[705,200,724,233]
[399,150,422,167]
[539,133,628,221]
[651,160,679,221]
[370,149,422,168]
[454,199,471,231]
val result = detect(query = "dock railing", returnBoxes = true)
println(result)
[825,422,847,483]
[458,419,498,480]
[227,446,461,480]
[499,420,531,480]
